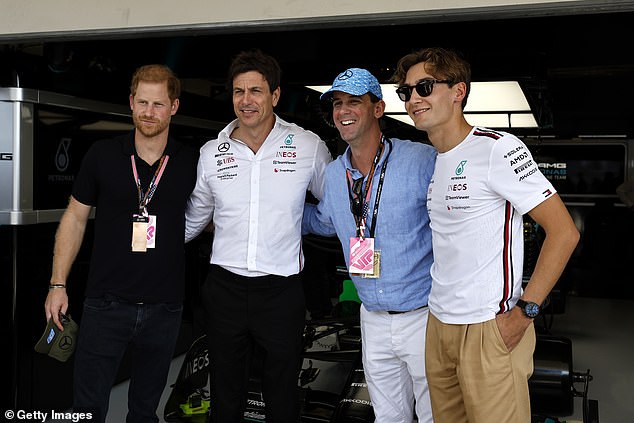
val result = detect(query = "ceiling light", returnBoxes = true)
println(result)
[307,81,538,129]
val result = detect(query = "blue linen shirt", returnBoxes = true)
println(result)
[302,138,436,312]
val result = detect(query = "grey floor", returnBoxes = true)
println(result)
[105,295,633,423]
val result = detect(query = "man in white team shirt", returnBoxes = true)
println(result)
[185,49,332,422]
[392,47,580,422]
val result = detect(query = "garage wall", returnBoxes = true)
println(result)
[0,0,615,38]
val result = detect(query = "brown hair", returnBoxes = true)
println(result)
[130,64,181,103]
[393,47,471,109]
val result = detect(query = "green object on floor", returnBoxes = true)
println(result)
[179,398,209,415]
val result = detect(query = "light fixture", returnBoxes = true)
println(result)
[306,81,538,129]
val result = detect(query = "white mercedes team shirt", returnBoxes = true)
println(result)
[185,115,332,277]
[427,127,556,324]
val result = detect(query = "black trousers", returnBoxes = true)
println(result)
[74,297,182,423]
[202,265,306,423]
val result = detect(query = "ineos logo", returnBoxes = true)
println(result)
[0,152,12,160]
[218,142,230,153]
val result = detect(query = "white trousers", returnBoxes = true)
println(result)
[360,303,433,423]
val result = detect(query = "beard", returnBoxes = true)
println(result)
[133,113,170,138]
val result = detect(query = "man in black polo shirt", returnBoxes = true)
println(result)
[44,64,198,423]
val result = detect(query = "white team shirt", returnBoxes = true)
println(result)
[427,127,556,324]
[185,115,332,277]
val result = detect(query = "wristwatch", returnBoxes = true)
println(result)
[516,298,541,319]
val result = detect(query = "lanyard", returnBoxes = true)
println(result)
[130,154,169,215]
[346,136,393,239]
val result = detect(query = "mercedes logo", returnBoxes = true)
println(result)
[58,335,73,350]
[218,142,230,153]
[338,69,354,80]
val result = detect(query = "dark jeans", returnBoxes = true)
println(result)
[73,296,183,423]
[202,265,306,423]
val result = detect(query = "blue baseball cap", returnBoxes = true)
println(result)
[320,68,383,101]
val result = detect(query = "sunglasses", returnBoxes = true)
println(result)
[349,177,366,217]
[395,79,452,102]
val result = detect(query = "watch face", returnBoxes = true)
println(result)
[525,302,540,318]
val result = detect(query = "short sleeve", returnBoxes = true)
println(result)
[488,135,556,215]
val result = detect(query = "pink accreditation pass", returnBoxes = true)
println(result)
[349,237,375,274]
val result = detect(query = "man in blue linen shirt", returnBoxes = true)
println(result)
[302,68,436,423]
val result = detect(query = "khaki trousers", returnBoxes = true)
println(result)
[425,313,535,423]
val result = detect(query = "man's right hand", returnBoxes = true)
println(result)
[45,288,69,331]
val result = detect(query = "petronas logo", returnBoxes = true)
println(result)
[55,138,71,172]
[455,160,467,176]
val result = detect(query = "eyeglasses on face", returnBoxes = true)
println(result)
[395,79,452,102]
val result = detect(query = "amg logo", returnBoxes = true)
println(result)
[538,162,567,169]
[0,152,13,160]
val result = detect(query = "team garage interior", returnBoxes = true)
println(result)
[1,6,633,423]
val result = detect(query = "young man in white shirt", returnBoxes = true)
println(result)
[392,47,580,422]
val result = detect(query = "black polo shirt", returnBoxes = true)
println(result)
[72,131,198,303]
